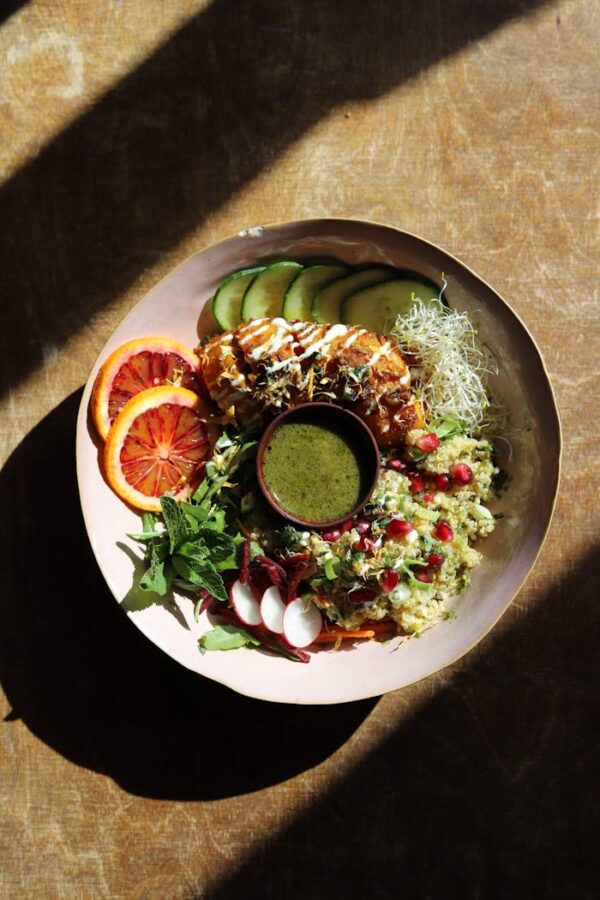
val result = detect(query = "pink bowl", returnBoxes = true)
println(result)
[76,219,561,704]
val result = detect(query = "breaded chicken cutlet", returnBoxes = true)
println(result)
[196,317,424,446]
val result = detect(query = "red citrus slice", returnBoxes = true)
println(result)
[104,386,212,511]
[91,337,200,440]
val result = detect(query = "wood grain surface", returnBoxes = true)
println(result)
[1,1,598,898]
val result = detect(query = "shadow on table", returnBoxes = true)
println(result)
[0,390,377,799]
[0,0,550,404]
[2,399,597,896]
[0,0,28,26]
[205,545,599,899]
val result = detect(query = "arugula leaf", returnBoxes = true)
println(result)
[160,496,190,553]
[429,417,465,439]
[140,542,175,595]
[198,624,260,653]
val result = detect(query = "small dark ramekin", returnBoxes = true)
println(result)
[256,402,380,530]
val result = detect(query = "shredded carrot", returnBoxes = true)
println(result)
[235,517,255,542]
[313,620,397,643]
[313,629,376,643]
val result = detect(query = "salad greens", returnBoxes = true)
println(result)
[198,623,261,653]
[127,430,257,600]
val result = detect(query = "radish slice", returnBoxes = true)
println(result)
[230,579,261,626]
[283,597,322,648]
[260,585,286,634]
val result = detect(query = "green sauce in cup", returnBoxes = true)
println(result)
[261,419,368,524]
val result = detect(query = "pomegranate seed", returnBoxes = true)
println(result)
[355,519,371,535]
[414,568,433,583]
[451,463,473,486]
[423,493,434,504]
[386,518,412,539]
[408,472,425,493]
[353,535,377,553]
[348,587,376,605]
[433,520,454,543]
[416,433,440,453]
[434,473,451,491]
[388,458,406,472]
[321,528,341,542]
[380,568,399,592]
[340,519,354,534]
[427,553,444,569]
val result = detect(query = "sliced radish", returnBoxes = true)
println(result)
[260,585,286,634]
[230,579,261,626]
[283,597,322,648]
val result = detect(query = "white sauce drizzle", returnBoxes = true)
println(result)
[341,328,365,350]
[297,323,348,361]
[367,341,391,367]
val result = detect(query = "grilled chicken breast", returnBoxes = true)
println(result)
[197,318,424,446]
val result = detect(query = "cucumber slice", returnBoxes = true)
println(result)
[341,277,440,333]
[241,261,303,320]
[211,266,266,330]
[311,267,394,324]
[282,264,348,322]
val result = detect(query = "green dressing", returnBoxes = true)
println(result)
[262,419,367,523]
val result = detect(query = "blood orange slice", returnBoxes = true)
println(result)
[91,337,200,440]
[104,386,212,511]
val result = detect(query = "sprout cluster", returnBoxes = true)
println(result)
[391,298,498,434]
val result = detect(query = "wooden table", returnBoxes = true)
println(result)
[1,2,598,897]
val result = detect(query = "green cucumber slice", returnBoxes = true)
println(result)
[211,266,266,330]
[311,267,394,324]
[341,277,440,333]
[282,264,348,322]
[241,261,303,321]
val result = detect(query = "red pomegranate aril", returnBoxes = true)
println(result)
[355,519,371,535]
[388,458,406,472]
[451,463,473,485]
[380,568,399,592]
[423,493,434,504]
[322,528,341,542]
[414,568,433,583]
[353,535,377,553]
[434,473,451,491]
[340,519,354,534]
[408,472,425,493]
[348,587,376,605]
[386,518,412,539]
[433,520,454,543]
[427,553,444,570]
[416,433,440,453]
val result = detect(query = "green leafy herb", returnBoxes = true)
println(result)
[429,417,465,439]
[126,431,254,600]
[198,624,260,653]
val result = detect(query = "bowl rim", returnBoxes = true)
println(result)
[256,401,381,528]
[76,216,562,703]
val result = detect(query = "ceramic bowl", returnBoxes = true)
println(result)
[256,402,380,529]
[76,219,561,704]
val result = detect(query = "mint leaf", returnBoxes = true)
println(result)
[197,530,236,562]
[172,554,227,601]
[198,623,260,653]
[160,495,191,553]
